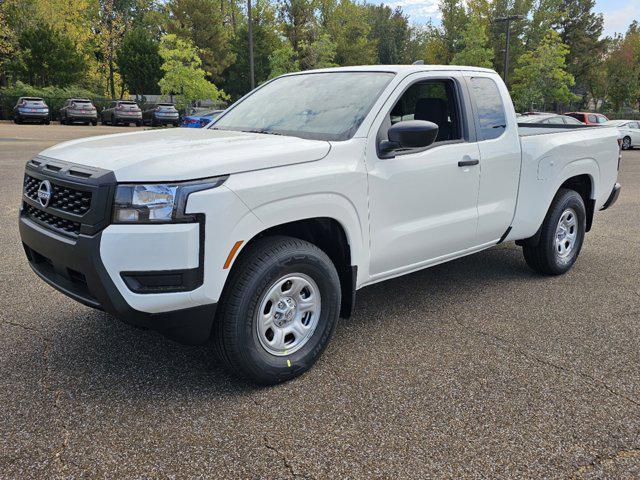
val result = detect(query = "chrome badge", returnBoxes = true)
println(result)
[37,180,52,208]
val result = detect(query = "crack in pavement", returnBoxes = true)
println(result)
[263,434,313,479]
[574,448,640,478]
[1,319,74,476]
[451,317,640,409]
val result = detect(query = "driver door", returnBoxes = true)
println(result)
[365,72,481,278]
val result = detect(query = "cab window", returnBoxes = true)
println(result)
[588,114,597,123]
[388,79,462,143]
[470,77,507,141]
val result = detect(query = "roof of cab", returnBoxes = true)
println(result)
[286,64,497,75]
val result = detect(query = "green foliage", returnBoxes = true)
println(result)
[367,5,413,64]
[299,33,338,70]
[452,15,493,68]
[15,23,85,88]
[511,30,579,111]
[158,34,227,110]
[605,31,640,111]
[117,28,163,96]
[439,0,467,63]
[326,0,376,66]
[0,81,102,117]
[268,43,300,79]
[166,0,235,82]
[221,0,284,99]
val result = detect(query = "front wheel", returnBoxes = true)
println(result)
[622,136,632,150]
[522,188,586,275]
[213,236,341,384]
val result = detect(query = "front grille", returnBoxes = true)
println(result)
[24,174,92,215]
[23,203,81,236]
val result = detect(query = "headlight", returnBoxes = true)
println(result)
[112,176,227,223]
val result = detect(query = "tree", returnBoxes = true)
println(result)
[605,30,640,111]
[278,0,318,53]
[367,5,412,64]
[299,33,337,70]
[166,0,235,82]
[439,0,467,62]
[268,43,300,78]
[117,28,163,97]
[554,0,606,105]
[511,30,579,111]
[452,16,493,67]
[0,7,16,85]
[325,0,376,66]
[158,34,227,109]
[221,0,283,99]
[16,23,85,87]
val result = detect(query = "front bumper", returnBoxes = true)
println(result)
[19,201,216,345]
[601,183,621,210]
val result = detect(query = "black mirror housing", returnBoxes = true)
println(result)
[387,120,439,150]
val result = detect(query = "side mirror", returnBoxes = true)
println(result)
[379,120,439,156]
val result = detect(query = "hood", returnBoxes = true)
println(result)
[39,128,331,182]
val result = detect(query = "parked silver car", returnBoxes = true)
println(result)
[100,100,142,127]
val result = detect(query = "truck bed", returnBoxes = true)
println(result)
[508,123,620,241]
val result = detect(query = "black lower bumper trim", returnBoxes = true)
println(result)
[20,215,216,345]
[601,183,621,211]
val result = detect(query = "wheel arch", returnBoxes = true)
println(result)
[233,217,358,318]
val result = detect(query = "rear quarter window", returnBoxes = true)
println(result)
[470,77,507,141]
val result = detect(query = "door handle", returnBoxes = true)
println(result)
[458,158,480,167]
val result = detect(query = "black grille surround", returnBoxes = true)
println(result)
[21,157,116,238]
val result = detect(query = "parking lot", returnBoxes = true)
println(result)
[1,122,639,479]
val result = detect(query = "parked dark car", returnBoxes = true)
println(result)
[60,98,98,126]
[100,100,143,126]
[142,103,180,127]
[180,109,223,128]
[13,97,50,125]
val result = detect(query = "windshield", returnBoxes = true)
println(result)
[212,72,395,141]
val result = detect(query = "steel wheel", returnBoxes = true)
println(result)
[256,273,321,356]
[622,137,631,150]
[554,207,578,258]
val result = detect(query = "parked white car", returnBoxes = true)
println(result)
[604,120,640,150]
[20,65,622,384]
[518,113,585,125]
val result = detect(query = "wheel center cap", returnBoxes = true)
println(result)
[274,297,297,327]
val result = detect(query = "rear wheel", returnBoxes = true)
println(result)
[213,236,341,385]
[91,120,97,126]
[622,136,632,150]
[522,188,586,275]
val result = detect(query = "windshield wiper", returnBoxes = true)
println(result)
[241,129,283,136]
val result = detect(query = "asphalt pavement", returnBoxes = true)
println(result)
[1,122,639,479]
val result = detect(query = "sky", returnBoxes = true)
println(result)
[380,0,640,37]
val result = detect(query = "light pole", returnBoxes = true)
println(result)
[495,15,524,86]
[247,0,255,90]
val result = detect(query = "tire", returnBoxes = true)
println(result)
[13,117,19,124]
[44,119,50,125]
[135,121,142,127]
[151,118,158,127]
[60,117,66,125]
[622,136,631,150]
[522,188,586,275]
[173,122,180,127]
[91,120,97,126]
[213,236,341,385]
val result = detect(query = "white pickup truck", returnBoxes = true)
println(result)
[20,66,621,384]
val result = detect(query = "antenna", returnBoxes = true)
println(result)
[412,60,424,65]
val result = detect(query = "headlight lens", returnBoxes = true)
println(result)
[112,176,227,223]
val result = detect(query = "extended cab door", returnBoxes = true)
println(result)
[365,71,482,278]
[464,74,521,244]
